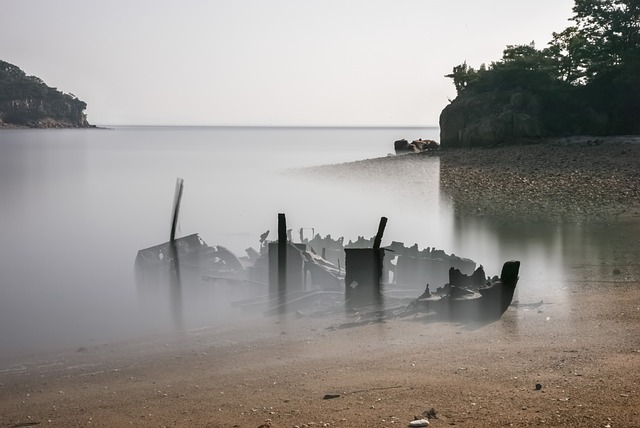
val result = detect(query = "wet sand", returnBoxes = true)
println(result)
[1,272,639,427]
[2,138,640,427]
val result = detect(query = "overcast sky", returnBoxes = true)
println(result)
[1,1,575,126]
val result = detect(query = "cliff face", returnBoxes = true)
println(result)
[0,60,92,128]
[439,90,543,148]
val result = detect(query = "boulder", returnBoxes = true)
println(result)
[394,139,410,153]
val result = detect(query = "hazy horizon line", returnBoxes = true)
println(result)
[97,124,440,129]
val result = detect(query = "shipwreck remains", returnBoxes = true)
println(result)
[134,178,519,325]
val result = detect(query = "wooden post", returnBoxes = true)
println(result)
[373,216,387,250]
[170,178,184,242]
[278,213,287,295]
[169,177,184,331]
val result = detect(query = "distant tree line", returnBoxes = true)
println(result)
[0,59,89,126]
[446,0,640,135]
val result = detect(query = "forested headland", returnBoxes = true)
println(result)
[0,60,92,128]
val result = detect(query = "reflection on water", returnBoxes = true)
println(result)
[446,208,640,339]
[0,126,638,360]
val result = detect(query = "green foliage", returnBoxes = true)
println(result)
[546,26,590,83]
[445,61,481,95]
[571,0,640,78]
[496,42,553,72]
[445,0,640,135]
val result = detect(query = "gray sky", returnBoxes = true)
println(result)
[1,1,574,126]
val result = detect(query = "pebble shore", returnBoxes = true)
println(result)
[437,136,640,223]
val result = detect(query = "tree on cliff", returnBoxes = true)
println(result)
[0,59,90,127]
[564,0,640,82]
[448,0,639,91]
[443,0,640,141]
[549,0,640,132]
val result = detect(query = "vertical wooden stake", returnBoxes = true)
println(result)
[373,216,388,250]
[278,213,287,296]
[169,177,184,331]
[170,178,184,242]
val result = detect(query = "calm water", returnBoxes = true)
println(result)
[0,126,637,358]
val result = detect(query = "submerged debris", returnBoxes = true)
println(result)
[135,233,245,281]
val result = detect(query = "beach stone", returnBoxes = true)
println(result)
[438,138,640,223]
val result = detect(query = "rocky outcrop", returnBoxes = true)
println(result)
[439,90,543,148]
[439,67,639,149]
[0,60,93,128]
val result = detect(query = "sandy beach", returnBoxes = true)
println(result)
[2,138,640,428]
[1,272,639,427]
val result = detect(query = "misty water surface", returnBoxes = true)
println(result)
[0,126,636,359]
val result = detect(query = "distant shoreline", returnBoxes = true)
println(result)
[0,123,109,130]
[1,123,438,130]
